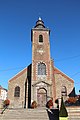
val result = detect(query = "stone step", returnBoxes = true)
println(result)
[0,108,49,120]
[0,108,59,120]
[2,107,80,120]
[66,107,80,120]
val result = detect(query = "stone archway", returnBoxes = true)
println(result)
[37,88,47,107]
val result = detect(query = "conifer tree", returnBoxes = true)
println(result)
[59,97,68,117]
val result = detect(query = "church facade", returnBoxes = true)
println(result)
[8,18,74,108]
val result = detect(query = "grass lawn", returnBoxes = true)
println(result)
[59,117,68,120]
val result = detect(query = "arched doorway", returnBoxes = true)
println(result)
[37,88,47,107]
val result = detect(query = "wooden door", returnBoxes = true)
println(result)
[37,88,47,107]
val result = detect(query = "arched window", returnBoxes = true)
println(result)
[38,63,46,75]
[39,35,43,42]
[61,86,67,96]
[14,86,20,97]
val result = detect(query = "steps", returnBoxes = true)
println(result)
[1,107,80,120]
[67,107,80,120]
[0,108,49,120]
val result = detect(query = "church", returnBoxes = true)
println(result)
[8,18,74,108]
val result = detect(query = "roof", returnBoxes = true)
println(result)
[9,67,27,82]
[0,85,7,91]
[9,65,74,84]
[54,67,74,83]
[34,17,45,28]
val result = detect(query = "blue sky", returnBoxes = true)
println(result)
[0,0,80,94]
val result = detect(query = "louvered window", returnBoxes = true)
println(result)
[14,86,20,97]
[39,35,43,42]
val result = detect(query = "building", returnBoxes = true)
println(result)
[0,85,7,108]
[8,18,74,108]
[0,85,7,101]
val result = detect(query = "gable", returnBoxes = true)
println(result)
[32,81,51,87]
[9,67,27,82]
[54,67,74,83]
[8,65,74,84]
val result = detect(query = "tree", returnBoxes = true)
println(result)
[59,97,68,117]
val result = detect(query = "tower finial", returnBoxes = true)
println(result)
[35,17,45,28]
[39,17,42,20]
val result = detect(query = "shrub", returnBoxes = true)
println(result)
[4,99,10,107]
[31,101,37,108]
[67,97,77,103]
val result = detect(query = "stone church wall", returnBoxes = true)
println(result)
[8,69,27,108]
[55,73,74,100]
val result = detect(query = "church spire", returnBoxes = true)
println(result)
[34,17,45,28]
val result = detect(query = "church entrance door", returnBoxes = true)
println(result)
[37,88,47,107]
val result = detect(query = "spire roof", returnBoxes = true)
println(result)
[34,17,45,28]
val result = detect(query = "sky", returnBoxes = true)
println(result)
[0,0,80,94]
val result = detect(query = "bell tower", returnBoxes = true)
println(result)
[31,18,55,107]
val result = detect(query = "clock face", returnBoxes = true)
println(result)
[37,48,44,55]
